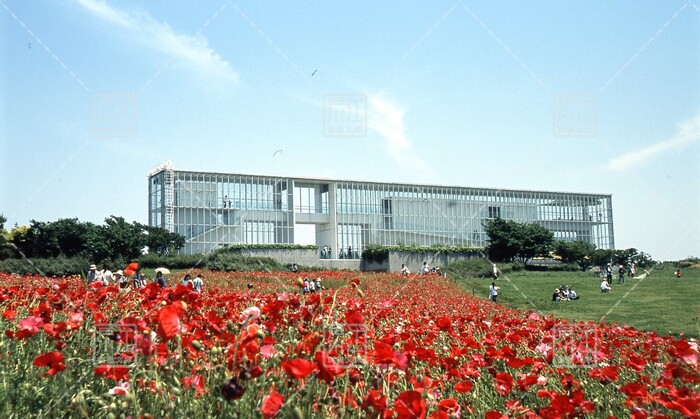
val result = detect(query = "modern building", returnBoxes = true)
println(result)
[147,161,614,255]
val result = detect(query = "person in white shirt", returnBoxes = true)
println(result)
[400,264,410,275]
[422,262,430,275]
[600,279,611,293]
[493,263,499,280]
[192,274,203,293]
[100,264,114,285]
[489,282,499,302]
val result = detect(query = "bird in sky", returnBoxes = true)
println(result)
[311,70,317,77]
[273,149,283,157]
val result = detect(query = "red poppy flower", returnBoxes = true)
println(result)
[436,316,452,331]
[315,351,346,383]
[437,398,460,415]
[494,372,514,396]
[589,365,619,384]
[282,358,316,379]
[18,316,44,335]
[394,390,426,419]
[261,390,285,419]
[157,301,186,341]
[33,351,66,376]
[454,381,473,394]
[362,389,387,414]
[94,365,130,381]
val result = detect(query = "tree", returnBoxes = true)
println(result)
[141,225,185,255]
[517,223,555,263]
[484,218,554,263]
[484,218,521,262]
[555,240,597,270]
[0,214,11,260]
[99,216,146,261]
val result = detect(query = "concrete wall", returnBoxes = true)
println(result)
[387,251,481,273]
[231,248,480,272]
[237,248,320,266]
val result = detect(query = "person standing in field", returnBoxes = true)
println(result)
[489,282,499,302]
[618,265,625,284]
[493,263,499,280]
[155,271,166,288]
[100,264,114,286]
[192,273,203,292]
[87,264,97,285]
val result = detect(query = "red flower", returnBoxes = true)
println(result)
[494,372,514,396]
[436,398,460,416]
[282,358,316,379]
[435,316,452,331]
[394,391,426,419]
[454,381,473,394]
[261,390,285,419]
[589,365,619,384]
[362,389,387,414]
[18,316,44,336]
[315,351,345,383]
[94,365,130,381]
[33,351,66,376]
[157,301,186,341]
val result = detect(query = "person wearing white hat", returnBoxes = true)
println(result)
[87,264,97,285]
[115,270,128,289]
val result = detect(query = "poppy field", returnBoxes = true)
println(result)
[0,270,698,418]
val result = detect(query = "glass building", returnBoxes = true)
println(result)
[148,161,614,256]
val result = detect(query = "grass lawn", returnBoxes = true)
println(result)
[454,267,700,339]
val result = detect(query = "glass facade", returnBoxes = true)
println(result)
[148,166,615,256]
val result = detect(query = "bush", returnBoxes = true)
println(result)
[207,253,284,272]
[446,258,493,278]
[137,254,207,270]
[0,256,96,276]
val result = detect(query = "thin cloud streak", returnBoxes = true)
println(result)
[367,95,432,180]
[607,113,700,171]
[75,0,238,83]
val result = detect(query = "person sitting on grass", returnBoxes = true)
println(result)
[565,286,579,300]
[675,269,682,278]
[552,288,563,302]
[600,279,612,293]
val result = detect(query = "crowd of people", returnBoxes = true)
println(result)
[86,263,204,293]
[302,277,324,294]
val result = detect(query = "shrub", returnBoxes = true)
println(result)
[137,254,207,269]
[445,258,493,278]
[0,256,96,276]
[207,253,284,272]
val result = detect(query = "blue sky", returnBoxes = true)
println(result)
[1,0,698,260]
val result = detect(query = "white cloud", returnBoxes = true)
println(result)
[367,95,432,179]
[75,0,238,83]
[607,113,700,171]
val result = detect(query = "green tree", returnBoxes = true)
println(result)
[555,240,597,270]
[484,218,521,262]
[0,214,11,260]
[99,216,146,261]
[517,223,554,263]
[141,225,185,255]
[484,218,554,263]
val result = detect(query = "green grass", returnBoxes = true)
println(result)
[454,267,700,339]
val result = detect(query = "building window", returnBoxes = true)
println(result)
[488,206,501,218]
